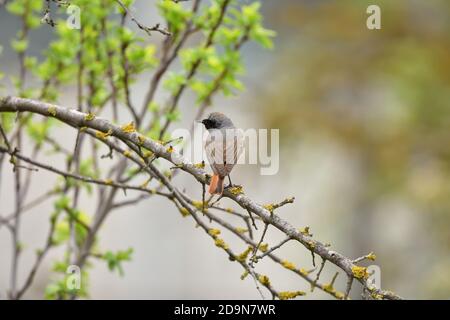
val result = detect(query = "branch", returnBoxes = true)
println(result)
[15,214,57,299]
[115,0,171,36]
[0,146,165,197]
[0,96,402,300]
[139,0,201,121]
[158,0,232,139]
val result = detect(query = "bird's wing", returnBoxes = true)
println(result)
[205,129,244,177]
[222,128,243,165]
[233,128,244,164]
[205,131,219,175]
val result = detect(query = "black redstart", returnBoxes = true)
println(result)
[201,112,244,195]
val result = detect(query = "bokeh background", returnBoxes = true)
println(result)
[1,0,449,299]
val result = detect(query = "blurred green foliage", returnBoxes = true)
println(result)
[258,0,450,298]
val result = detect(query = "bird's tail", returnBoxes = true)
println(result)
[208,174,224,195]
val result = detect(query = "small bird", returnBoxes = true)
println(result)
[201,112,244,195]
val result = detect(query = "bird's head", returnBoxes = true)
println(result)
[201,112,234,130]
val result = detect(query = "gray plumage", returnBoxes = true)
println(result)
[202,112,244,181]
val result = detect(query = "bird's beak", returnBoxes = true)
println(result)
[196,119,207,126]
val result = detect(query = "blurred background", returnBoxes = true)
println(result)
[0,0,449,299]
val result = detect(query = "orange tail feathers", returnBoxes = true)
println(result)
[208,174,224,195]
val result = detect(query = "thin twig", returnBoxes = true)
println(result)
[311,258,326,292]
[344,276,354,300]
[255,237,291,260]
[252,223,269,259]
[0,97,403,300]
[15,215,57,299]
[114,0,171,36]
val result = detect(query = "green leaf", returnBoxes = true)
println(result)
[26,118,53,145]
[102,248,134,277]
[217,27,242,46]
[6,0,25,16]
[118,27,135,44]
[158,0,191,34]
[54,196,70,211]
[24,56,38,70]
[26,14,41,29]
[189,79,212,103]
[52,261,69,273]
[91,86,108,107]
[166,110,181,122]
[116,0,135,15]
[45,280,66,300]
[79,158,98,178]
[1,114,15,132]
[44,271,89,300]
[147,101,159,113]
[11,39,28,53]
[116,248,134,261]
[163,72,186,94]
[52,220,70,245]
[241,2,262,26]
[251,26,276,49]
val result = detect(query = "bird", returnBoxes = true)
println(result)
[201,112,244,195]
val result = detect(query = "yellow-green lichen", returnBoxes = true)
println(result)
[137,135,146,145]
[258,275,271,286]
[371,292,383,300]
[278,291,306,300]
[194,162,205,169]
[192,200,205,210]
[281,260,296,271]
[214,237,229,250]
[235,227,248,234]
[307,240,315,250]
[335,291,345,299]
[95,128,113,140]
[299,226,312,237]
[179,207,190,217]
[367,252,376,261]
[84,112,95,121]
[351,265,369,279]
[166,145,174,153]
[322,283,335,294]
[229,185,243,195]
[236,246,252,262]
[140,178,151,188]
[123,150,132,157]
[104,179,113,185]
[208,228,221,236]
[121,121,135,133]
[258,243,268,252]
[164,170,172,179]
[240,270,249,280]
[47,106,57,116]
[263,204,274,212]
[299,268,310,276]
[142,150,153,158]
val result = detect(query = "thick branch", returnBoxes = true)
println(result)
[0,96,401,300]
